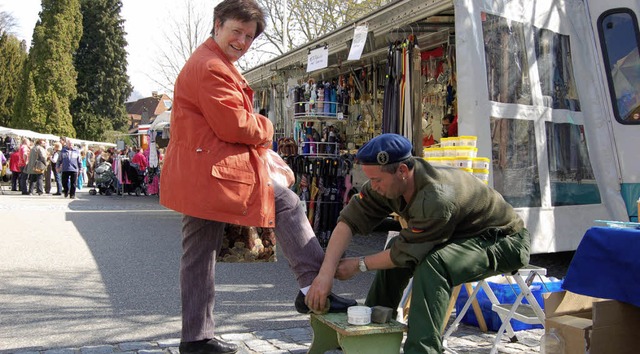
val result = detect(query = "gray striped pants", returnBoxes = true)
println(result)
[180,182,324,341]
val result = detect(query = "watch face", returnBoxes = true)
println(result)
[359,257,367,272]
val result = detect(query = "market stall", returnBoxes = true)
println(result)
[241,0,637,254]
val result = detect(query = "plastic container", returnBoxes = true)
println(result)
[454,157,473,169]
[425,157,443,166]
[459,167,474,174]
[440,137,453,147]
[447,137,460,147]
[455,146,478,158]
[440,157,456,167]
[540,327,565,354]
[347,305,372,325]
[442,146,458,157]
[472,157,491,170]
[423,147,443,158]
[458,136,478,147]
[473,168,490,184]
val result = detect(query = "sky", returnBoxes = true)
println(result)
[0,0,216,101]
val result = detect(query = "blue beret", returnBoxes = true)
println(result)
[356,134,412,165]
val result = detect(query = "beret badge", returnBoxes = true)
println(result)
[376,151,390,165]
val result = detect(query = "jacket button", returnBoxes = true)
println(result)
[269,220,274,225]
[242,210,247,215]
[267,182,271,187]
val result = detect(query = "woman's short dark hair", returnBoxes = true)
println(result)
[212,0,266,38]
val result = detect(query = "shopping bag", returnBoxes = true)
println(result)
[262,148,295,188]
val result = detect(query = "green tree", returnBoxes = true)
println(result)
[72,0,132,141]
[0,33,27,127]
[12,0,82,137]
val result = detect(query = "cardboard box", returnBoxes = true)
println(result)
[543,291,640,354]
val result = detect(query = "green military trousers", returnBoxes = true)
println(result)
[365,228,530,354]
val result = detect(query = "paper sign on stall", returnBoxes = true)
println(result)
[348,24,369,61]
[307,46,328,73]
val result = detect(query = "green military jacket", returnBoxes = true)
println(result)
[338,159,524,268]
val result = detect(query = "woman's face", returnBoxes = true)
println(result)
[214,18,257,63]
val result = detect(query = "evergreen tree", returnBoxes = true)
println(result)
[72,0,132,141]
[0,33,27,127]
[12,0,82,137]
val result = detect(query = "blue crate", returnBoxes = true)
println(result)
[453,278,563,332]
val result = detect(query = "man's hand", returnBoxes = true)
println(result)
[335,257,360,280]
[305,273,333,314]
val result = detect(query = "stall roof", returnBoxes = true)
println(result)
[0,126,116,147]
[243,0,454,85]
[0,126,59,141]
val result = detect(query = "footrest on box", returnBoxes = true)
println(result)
[308,312,406,354]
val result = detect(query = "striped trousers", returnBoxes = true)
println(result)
[180,182,324,341]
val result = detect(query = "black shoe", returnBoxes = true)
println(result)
[52,193,61,196]
[294,290,357,314]
[179,338,238,354]
[64,192,68,198]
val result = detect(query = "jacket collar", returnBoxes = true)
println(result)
[203,37,246,86]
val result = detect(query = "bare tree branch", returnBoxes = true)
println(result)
[149,0,211,96]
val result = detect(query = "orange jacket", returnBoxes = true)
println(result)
[160,38,275,227]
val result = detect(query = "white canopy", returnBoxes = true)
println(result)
[0,126,116,147]
[0,126,59,141]
[149,111,171,132]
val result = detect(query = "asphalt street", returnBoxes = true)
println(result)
[0,189,381,352]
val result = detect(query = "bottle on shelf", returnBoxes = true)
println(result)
[540,327,565,354]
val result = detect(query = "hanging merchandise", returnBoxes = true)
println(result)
[286,154,356,249]
[382,35,417,136]
[420,43,457,146]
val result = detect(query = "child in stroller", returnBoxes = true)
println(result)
[89,161,118,196]
[121,159,148,196]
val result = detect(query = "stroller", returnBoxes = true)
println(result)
[89,161,118,196]
[121,159,148,196]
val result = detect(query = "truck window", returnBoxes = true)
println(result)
[482,13,532,105]
[598,9,640,123]
[545,122,601,206]
[490,117,541,208]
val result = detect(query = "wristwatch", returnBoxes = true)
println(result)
[358,256,368,272]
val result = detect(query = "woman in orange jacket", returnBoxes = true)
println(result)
[159,1,355,353]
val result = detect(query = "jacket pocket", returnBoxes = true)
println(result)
[210,165,256,212]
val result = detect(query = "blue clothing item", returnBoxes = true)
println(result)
[57,147,82,172]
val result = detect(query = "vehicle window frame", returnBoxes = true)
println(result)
[597,8,640,124]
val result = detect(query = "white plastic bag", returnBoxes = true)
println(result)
[262,148,295,188]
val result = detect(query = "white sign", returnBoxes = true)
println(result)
[307,46,328,73]
[348,24,369,61]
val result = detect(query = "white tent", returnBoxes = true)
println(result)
[0,126,116,147]
[0,126,59,141]
[149,111,171,132]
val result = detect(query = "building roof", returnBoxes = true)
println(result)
[126,93,172,133]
